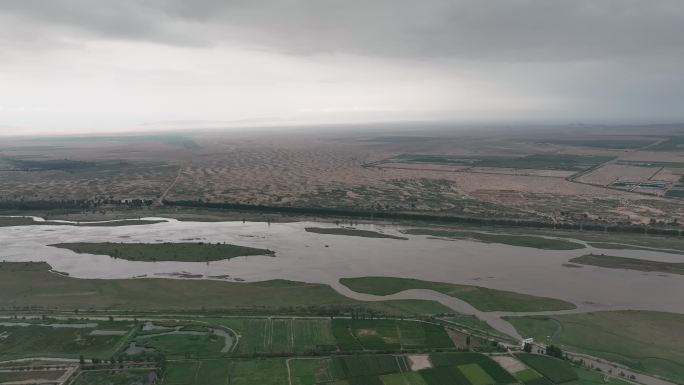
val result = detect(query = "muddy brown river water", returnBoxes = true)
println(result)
[2,217,684,337]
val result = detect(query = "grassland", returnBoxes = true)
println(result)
[0,370,66,383]
[340,277,576,312]
[0,262,453,317]
[139,333,224,358]
[403,228,585,250]
[505,311,684,382]
[74,370,157,385]
[570,254,684,274]
[0,322,132,360]
[305,227,408,240]
[514,354,578,384]
[49,242,275,262]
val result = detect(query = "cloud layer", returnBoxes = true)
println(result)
[1,0,683,133]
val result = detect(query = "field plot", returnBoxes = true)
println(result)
[0,369,68,384]
[290,355,405,385]
[138,333,224,358]
[420,353,517,385]
[331,319,453,351]
[74,370,157,385]
[340,277,576,312]
[211,318,337,354]
[0,321,132,360]
[505,311,684,382]
[514,354,577,384]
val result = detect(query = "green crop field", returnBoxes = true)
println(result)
[380,371,428,385]
[160,361,199,385]
[570,254,684,275]
[515,368,542,382]
[161,359,287,385]
[506,311,684,382]
[0,370,66,383]
[514,354,577,384]
[340,277,576,312]
[403,228,585,250]
[0,322,131,360]
[459,363,496,385]
[50,242,275,262]
[138,333,224,358]
[210,318,337,354]
[74,370,157,385]
[331,319,453,351]
[305,227,408,240]
[291,355,405,384]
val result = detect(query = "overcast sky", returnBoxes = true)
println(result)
[1,0,683,134]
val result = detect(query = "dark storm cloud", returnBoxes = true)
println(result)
[1,0,682,61]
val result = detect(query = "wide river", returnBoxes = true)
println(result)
[1,218,683,326]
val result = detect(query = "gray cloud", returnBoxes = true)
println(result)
[1,0,682,60]
[0,0,682,130]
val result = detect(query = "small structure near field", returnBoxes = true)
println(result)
[521,337,534,349]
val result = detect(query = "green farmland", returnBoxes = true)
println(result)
[506,311,684,382]
[340,277,576,312]
[514,354,577,384]
[331,319,454,351]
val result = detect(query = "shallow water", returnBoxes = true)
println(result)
[1,217,683,319]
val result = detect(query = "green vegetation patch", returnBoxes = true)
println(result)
[380,371,428,385]
[0,370,66,383]
[340,277,576,312]
[332,319,453,351]
[429,353,516,384]
[50,242,275,262]
[403,228,585,250]
[0,322,131,360]
[459,363,496,385]
[514,354,577,384]
[570,254,684,275]
[390,154,613,171]
[534,139,656,149]
[305,227,408,240]
[75,370,157,385]
[139,333,224,358]
[505,311,684,382]
[330,355,404,379]
[0,262,457,316]
[515,368,541,382]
